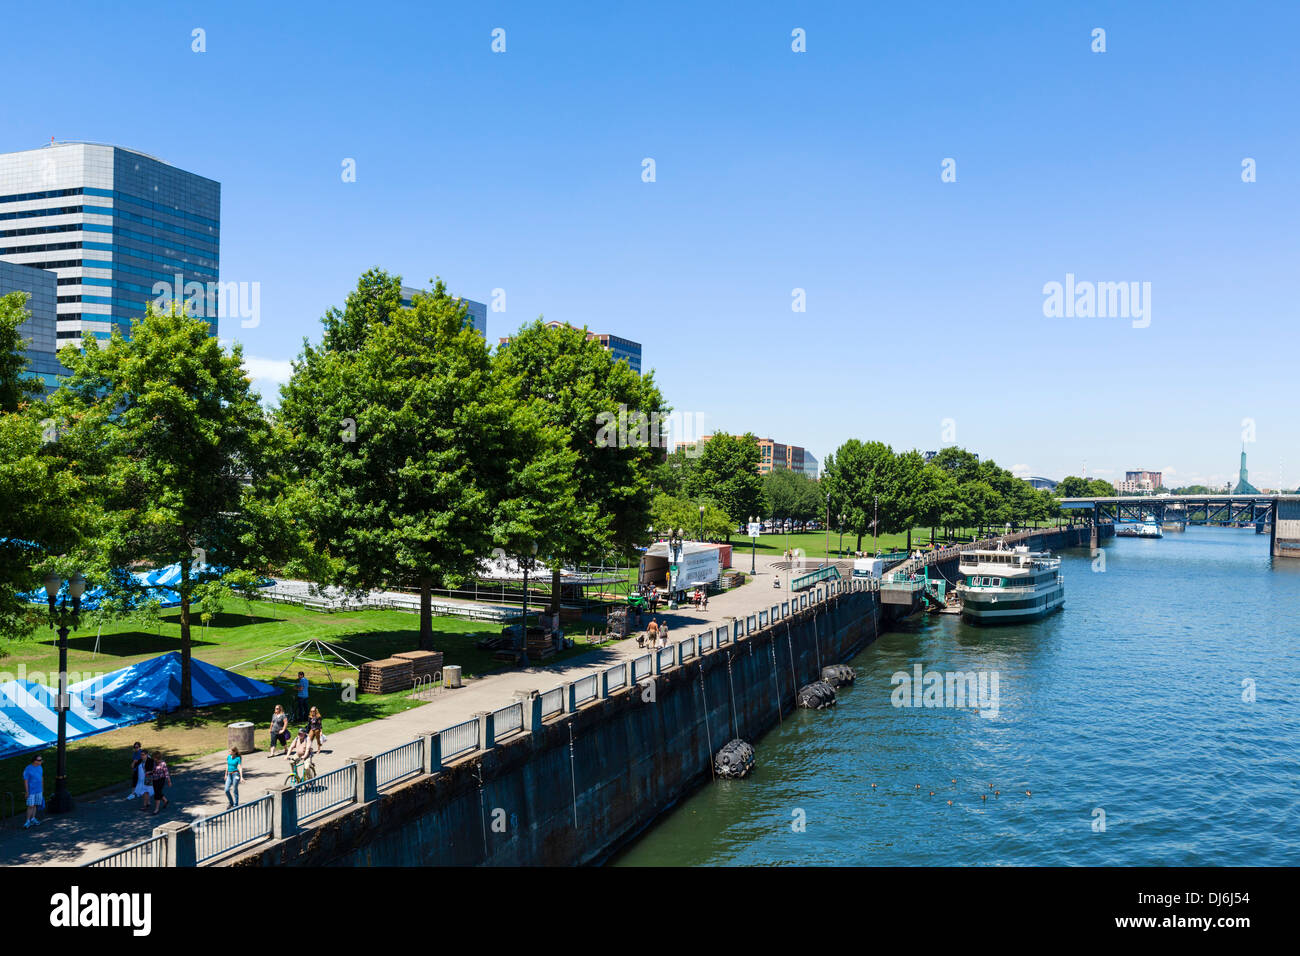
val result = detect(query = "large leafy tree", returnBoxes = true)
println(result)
[762,468,823,525]
[44,303,276,707]
[495,319,665,610]
[0,294,93,637]
[683,433,763,541]
[277,273,573,647]
[823,439,907,551]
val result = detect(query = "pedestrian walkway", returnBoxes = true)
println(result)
[1,553,803,867]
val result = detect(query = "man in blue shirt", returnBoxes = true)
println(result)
[22,754,43,829]
[294,671,309,722]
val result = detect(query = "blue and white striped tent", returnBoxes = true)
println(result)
[69,652,279,715]
[0,653,279,760]
[0,680,152,761]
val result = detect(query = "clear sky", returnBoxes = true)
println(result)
[5,1,1296,489]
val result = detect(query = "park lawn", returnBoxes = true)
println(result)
[0,598,616,802]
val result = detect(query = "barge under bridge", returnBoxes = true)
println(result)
[1059,494,1300,559]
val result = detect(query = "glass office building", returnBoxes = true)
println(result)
[0,259,65,393]
[0,142,220,344]
[399,285,487,337]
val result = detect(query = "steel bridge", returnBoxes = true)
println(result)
[1058,494,1300,558]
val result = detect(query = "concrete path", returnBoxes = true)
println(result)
[1,553,815,867]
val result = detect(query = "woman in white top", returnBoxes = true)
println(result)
[128,754,152,808]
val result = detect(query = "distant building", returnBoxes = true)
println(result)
[1024,476,1058,491]
[803,452,819,478]
[923,450,938,463]
[1233,447,1260,495]
[0,259,66,393]
[499,320,641,374]
[685,435,811,476]
[0,142,220,344]
[400,285,487,337]
[1119,469,1162,494]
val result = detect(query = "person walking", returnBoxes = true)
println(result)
[129,750,153,811]
[224,746,244,807]
[268,704,289,757]
[293,671,309,722]
[307,706,325,754]
[646,618,659,646]
[149,753,171,814]
[22,754,43,829]
[660,621,669,646]
[128,741,142,790]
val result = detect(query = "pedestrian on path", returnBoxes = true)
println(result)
[129,750,153,810]
[149,754,171,814]
[128,741,142,790]
[224,746,244,807]
[22,754,43,829]
[268,704,289,757]
[646,618,659,645]
[660,621,669,646]
[293,671,309,722]
[307,706,325,754]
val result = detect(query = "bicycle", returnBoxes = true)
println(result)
[284,757,317,787]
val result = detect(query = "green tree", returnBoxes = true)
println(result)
[496,318,666,611]
[823,440,905,551]
[1,291,44,413]
[650,493,732,541]
[44,303,277,707]
[278,274,575,649]
[683,433,763,541]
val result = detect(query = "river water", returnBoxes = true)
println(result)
[613,526,1300,865]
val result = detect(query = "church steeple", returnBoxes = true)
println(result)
[1234,444,1260,495]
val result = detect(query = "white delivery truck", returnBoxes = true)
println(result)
[640,541,722,595]
[853,557,885,580]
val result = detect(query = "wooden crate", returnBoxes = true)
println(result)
[358,657,414,695]
[392,650,443,680]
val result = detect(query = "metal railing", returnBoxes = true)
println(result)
[493,702,524,738]
[85,832,168,868]
[680,637,696,660]
[376,739,424,790]
[441,718,480,760]
[541,686,564,718]
[657,645,675,670]
[295,763,357,823]
[700,630,714,652]
[632,652,653,681]
[604,663,628,692]
[195,795,273,864]
[573,673,599,706]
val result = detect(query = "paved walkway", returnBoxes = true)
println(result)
[2,553,813,867]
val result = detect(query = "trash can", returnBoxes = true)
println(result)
[227,721,255,754]
[444,665,462,689]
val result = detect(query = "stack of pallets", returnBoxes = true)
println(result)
[392,650,443,681]
[526,632,557,660]
[358,657,414,695]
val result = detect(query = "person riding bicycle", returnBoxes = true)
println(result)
[285,728,314,775]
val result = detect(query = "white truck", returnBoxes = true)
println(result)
[853,557,885,580]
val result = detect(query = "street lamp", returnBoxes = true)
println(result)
[873,494,879,555]
[749,516,757,575]
[838,512,845,557]
[699,504,705,542]
[44,571,85,815]
[518,542,537,663]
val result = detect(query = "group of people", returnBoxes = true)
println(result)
[638,617,671,649]
[127,742,172,814]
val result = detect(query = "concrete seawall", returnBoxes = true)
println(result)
[230,524,1103,868]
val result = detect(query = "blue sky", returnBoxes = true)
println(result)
[5,0,1296,488]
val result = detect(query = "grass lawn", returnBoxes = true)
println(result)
[731,525,1063,560]
[0,598,616,801]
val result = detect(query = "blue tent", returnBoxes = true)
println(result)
[22,562,275,610]
[0,680,153,761]
[0,653,280,761]
[69,652,279,714]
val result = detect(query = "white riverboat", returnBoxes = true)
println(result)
[955,544,1065,625]
[1116,514,1164,538]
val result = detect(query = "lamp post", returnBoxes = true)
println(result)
[699,505,705,543]
[823,497,830,569]
[519,542,537,663]
[44,571,85,815]
[838,513,845,557]
[749,516,757,575]
[873,494,879,555]
[668,528,683,603]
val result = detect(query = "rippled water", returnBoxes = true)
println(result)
[613,526,1300,865]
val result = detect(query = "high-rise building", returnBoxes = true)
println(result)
[1121,469,1163,493]
[1233,447,1260,495]
[499,321,642,374]
[0,142,220,345]
[802,452,819,478]
[0,259,65,393]
[400,285,487,337]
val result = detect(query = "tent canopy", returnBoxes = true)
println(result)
[0,652,279,761]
